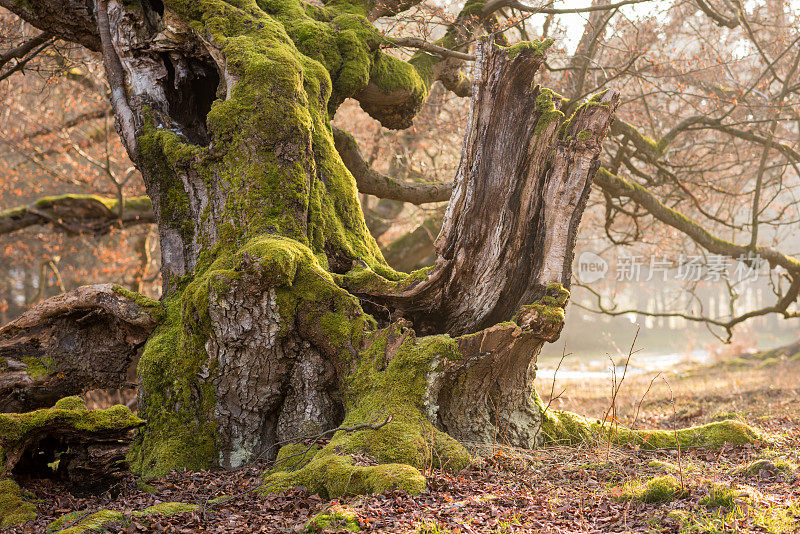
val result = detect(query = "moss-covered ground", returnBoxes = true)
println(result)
[4,352,798,532]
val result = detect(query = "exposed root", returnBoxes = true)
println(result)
[260,323,471,497]
[537,398,765,449]
[46,502,199,533]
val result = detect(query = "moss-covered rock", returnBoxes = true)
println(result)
[614,475,687,503]
[303,505,360,532]
[0,478,37,528]
[733,458,797,481]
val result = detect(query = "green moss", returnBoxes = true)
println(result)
[669,507,747,534]
[558,92,612,138]
[0,478,37,528]
[269,443,321,473]
[415,524,456,534]
[261,452,426,498]
[131,237,377,477]
[128,0,450,483]
[535,394,763,449]
[303,505,360,532]
[133,502,199,516]
[46,510,88,533]
[710,411,743,422]
[502,38,554,59]
[53,396,87,411]
[648,459,680,473]
[753,502,800,534]
[514,283,570,332]
[0,194,152,223]
[128,295,218,478]
[261,323,470,498]
[734,458,796,481]
[51,509,125,534]
[700,482,744,509]
[47,503,198,533]
[0,404,142,445]
[135,479,157,493]
[615,475,686,503]
[533,88,565,136]
[21,355,53,379]
[112,285,166,323]
[148,0,403,271]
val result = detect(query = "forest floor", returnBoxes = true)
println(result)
[9,346,800,534]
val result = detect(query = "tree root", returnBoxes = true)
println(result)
[260,323,471,498]
[46,503,199,533]
[538,400,765,449]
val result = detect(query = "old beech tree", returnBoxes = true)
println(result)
[0,0,758,496]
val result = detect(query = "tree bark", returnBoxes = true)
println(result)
[376,42,618,336]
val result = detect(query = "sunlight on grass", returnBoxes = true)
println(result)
[612,475,688,503]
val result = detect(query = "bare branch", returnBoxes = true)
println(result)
[694,0,739,28]
[0,31,52,69]
[333,127,453,204]
[94,0,138,157]
[0,35,55,82]
[21,108,113,142]
[387,37,476,61]
[483,0,652,16]
[594,168,800,274]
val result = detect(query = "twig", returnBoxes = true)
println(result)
[662,377,685,492]
[632,372,662,430]
[267,415,394,470]
[602,326,641,436]
[533,344,569,443]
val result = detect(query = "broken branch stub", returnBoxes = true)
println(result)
[381,39,618,336]
[0,284,163,412]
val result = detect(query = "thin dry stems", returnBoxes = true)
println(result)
[632,372,662,430]
[661,377,685,492]
[532,343,569,443]
[602,325,640,457]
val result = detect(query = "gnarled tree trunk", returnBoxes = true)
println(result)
[0,0,617,496]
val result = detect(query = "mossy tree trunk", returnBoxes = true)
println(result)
[1,0,617,493]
